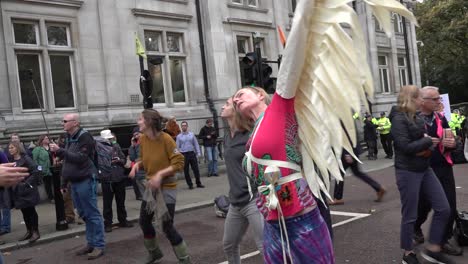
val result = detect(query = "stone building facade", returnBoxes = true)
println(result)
[0,0,420,145]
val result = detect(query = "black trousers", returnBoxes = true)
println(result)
[132,178,142,199]
[415,166,457,243]
[43,176,54,200]
[366,140,377,157]
[333,159,382,200]
[21,206,38,231]
[182,152,202,187]
[139,202,182,246]
[380,133,393,157]
[52,168,66,223]
[102,180,128,226]
[316,192,333,240]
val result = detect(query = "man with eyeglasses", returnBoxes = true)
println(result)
[49,113,105,260]
[413,86,462,256]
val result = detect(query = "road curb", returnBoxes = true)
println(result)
[0,200,215,252]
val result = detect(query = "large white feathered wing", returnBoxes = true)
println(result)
[276,0,416,202]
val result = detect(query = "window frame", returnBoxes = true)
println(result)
[12,20,40,46]
[231,0,258,8]
[142,29,189,106]
[378,55,391,94]
[10,17,77,112]
[397,56,408,87]
[48,53,77,109]
[392,13,403,34]
[45,23,71,48]
[15,52,46,111]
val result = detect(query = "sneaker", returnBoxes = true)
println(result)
[118,222,134,228]
[421,249,455,264]
[213,173,219,177]
[104,225,112,233]
[442,241,463,256]
[402,252,420,264]
[197,184,205,188]
[87,248,104,260]
[76,245,94,256]
[413,229,425,245]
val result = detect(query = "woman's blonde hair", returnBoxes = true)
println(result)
[397,85,420,120]
[240,86,271,105]
[230,96,254,132]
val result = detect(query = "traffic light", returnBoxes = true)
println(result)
[140,70,153,109]
[241,51,276,92]
[241,52,258,86]
[261,63,275,92]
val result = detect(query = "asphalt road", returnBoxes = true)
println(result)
[3,164,468,264]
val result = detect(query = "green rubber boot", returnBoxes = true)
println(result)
[172,240,192,264]
[143,238,163,264]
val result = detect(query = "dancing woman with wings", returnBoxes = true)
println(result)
[233,0,415,263]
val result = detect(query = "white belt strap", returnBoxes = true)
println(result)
[258,166,302,264]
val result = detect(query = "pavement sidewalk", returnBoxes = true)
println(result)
[0,153,394,252]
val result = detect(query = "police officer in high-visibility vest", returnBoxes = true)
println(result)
[449,109,464,136]
[376,112,393,159]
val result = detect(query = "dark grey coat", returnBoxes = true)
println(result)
[391,111,433,172]
[12,155,40,209]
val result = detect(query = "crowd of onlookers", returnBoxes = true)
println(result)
[0,116,221,253]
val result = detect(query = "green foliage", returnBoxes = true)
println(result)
[415,0,468,103]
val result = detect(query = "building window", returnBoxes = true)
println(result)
[144,30,162,52]
[50,55,75,108]
[232,0,258,7]
[166,33,183,53]
[12,20,75,111]
[144,30,187,105]
[236,36,253,87]
[17,54,44,110]
[46,24,70,46]
[13,22,39,45]
[374,16,383,32]
[378,55,390,93]
[393,13,403,34]
[398,56,408,87]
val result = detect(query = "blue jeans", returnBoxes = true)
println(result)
[205,146,218,175]
[70,177,105,249]
[0,208,10,233]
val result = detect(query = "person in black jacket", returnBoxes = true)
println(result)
[8,141,41,243]
[99,130,133,233]
[49,113,105,260]
[198,118,219,176]
[412,86,462,256]
[329,148,386,205]
[391,85,453,264]
[364,115,378,160]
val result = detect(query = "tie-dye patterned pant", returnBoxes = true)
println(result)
[263,207,334,264]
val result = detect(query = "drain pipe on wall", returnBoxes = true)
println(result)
[195,0,219,131]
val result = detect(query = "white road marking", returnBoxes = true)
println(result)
[217,210,371,264]
[331,210,371,228]
[218,251,262,264]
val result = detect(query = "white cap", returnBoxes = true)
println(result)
[100,129,113,139]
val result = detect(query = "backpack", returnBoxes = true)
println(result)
[93,137,113,181]
[455,211,468,246]
[214,195,230,218]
